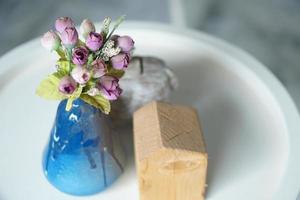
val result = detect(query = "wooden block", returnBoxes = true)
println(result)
[133,101,207,200]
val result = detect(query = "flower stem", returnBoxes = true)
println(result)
[55,47,66,58]
[66,48,72,61]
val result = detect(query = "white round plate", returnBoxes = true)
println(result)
[0,23,299,200]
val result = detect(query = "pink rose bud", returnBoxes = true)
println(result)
[60,27,78,48]
[55,17,74,33]
[110,53,130,70]
[98,76,122,100]
[80,19,95,39]
[71,66,90,84]
[41,30,60,51]
[59,76,77,94]
[86,32,103,51]
[72,46,89,65]
[117,36,134,52]
[91,59,107,78]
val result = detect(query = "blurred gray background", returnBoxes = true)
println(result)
[1,0,300,109]
[0,0,300,198]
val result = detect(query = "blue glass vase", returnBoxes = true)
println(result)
[43,98,126,196]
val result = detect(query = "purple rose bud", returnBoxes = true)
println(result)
[72,46,89,65]
[55,17,74,33]
[71,66,90,84]
[41,30,60,51]
[110,53,130,70]
[98,76,122,100]
[59,76,77,94]
[80,19,95,39]
[117,36,134,52]
[86,32,103,51]
[91,59,107,78]
[60,27,78,48]
[110,34,119,41]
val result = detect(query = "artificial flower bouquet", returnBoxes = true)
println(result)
[37,16,134,113]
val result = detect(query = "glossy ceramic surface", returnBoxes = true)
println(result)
[43,99,125,195]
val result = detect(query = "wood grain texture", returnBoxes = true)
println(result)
[133,101,207,200]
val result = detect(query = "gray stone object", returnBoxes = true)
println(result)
[110,56,178,124]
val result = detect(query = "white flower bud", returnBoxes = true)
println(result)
[41,30,60,51]
[80,19,95,39]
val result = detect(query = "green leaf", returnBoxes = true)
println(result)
[55,47,66,59]
[53,65,68,78]
[80,94,111,114]
[87,54,95,65]
[57,60,70,74]
[57,60,75,74]
[54,69,67,78]
[107,67,125,78]
[77,39,85,46]
[65,86,83,111]
[36,74,67,100]
[106,15,125,40]
[83,80,96,92]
